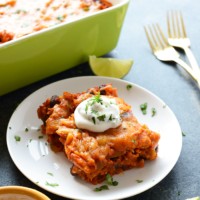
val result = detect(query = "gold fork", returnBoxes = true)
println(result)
[144,24,200,87]
[167,11,200,81]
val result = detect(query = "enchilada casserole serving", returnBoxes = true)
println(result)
[37,84,160,184]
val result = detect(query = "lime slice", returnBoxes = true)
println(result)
[89,55,133,78]
[186,197,200,200]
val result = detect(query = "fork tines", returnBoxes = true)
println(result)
[167,11,187,38]
[144,24,169,52]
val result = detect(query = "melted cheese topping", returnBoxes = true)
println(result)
[74,95,121,132]
[0,0,112,43]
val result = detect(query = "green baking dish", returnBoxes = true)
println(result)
[0,0,130,96]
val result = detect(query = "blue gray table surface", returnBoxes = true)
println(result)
[1,0,200,199]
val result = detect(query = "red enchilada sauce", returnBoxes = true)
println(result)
[0,0,112,43]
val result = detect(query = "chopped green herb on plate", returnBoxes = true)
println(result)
[94,185,109,192]
[136,179,143,183]
[151,107,156,117]
[45,181,59,187]
[106,173,118,186]
[126,84,132,90]
[140,103,148,115]
[14,135,21,142]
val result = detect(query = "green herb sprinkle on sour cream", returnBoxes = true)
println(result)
[74,95,121,132]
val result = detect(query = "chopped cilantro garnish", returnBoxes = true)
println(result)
[136,179,143,183]
[94,185,109,192]
[15,9,27,14]
[45,181,59,187]
[91,109,98,115]
[25,127,29,132]
[91,93,102,105]
[182,132,186,137]
[56,15,64,21]
[151,107,156,117]
[85,93,103,113]
[94,174,118,192]
[106,174,118,186]
[140,103,148,115]
[92,117,96,124]
[38,135,43,139]
[85,104,89,113]
[126,84,132,90]
[109,114,113,121]
[106,174,113,185]
[97,114,106,122]
[47,172,53,176]
[14,135,21,142]
[109,101,116,105]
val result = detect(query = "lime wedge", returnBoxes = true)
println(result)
[186,197,200,200]
[89,55,133,78]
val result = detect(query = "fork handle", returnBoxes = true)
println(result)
[174,57,200,88]
[183,47,200,80]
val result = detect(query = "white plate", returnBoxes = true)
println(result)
[7,76,182,200]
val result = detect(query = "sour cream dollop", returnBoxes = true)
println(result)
[74,95,121,132]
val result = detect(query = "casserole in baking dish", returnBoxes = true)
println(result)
[0,0,130,96]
